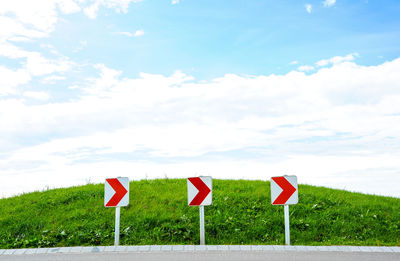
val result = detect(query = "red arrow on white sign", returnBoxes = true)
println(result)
[271,175,298,205]
[187,176,212,206]
[105,177,129,207]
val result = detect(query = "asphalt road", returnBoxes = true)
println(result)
[1,251,399,261]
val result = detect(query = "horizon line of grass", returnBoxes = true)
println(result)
[3,177,398,200]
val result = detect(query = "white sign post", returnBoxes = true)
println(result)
[199,205,205,245]
[187,176,212,245]
[115,206,120,246]
[271,175,298,245]
[284,205,290,245]
[105,177,129,246]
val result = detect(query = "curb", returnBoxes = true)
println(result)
[0,245,399,255]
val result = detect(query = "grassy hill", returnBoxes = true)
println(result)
[0,179,399,249]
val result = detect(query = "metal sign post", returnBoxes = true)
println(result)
[199,205,205,245]
[115,206,120,246]
[284,205,290,245]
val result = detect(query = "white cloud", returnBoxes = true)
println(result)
[289,61,299,65]
[0,67,31,96]
[68,85,80,90]
[305,4,312,13]
[0,0,83,41]
[83,2,100,19]
[297,65,315,72]
[83,0,143,19]
[0,0,142,94]
[73,40,88,53]
[172,0,180,4]
[23,91,51,101]
[82,63,123,95]
[316,53,358,67]
[1,58,400,197]
[57,0,81,14]
[296,53,357,72]
[114,31,134,37]
[0,42,72,95]
[113,30,144,37]
[26,52,72,76]
[0,42,72,76]
[134,29,144,37]
[0,15,49,41]
[323,0,336,7]
[41,75,66,84]
[0,0,142,41]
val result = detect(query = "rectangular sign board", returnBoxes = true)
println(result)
[271,175,298,205]
[187,176,212,206]
[105,177,129,207]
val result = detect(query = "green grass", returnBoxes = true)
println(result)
[0,179,399,248]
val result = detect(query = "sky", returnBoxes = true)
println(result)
[1,0,400,198]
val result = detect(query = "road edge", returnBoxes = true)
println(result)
[1,245,400,256]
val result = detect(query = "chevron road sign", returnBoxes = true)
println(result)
[104,177,129,247]
[105,177,129,207]
[271,175,298,246]
[271,175,298,205]
[187,176,212,206]
[187,176,212,245]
